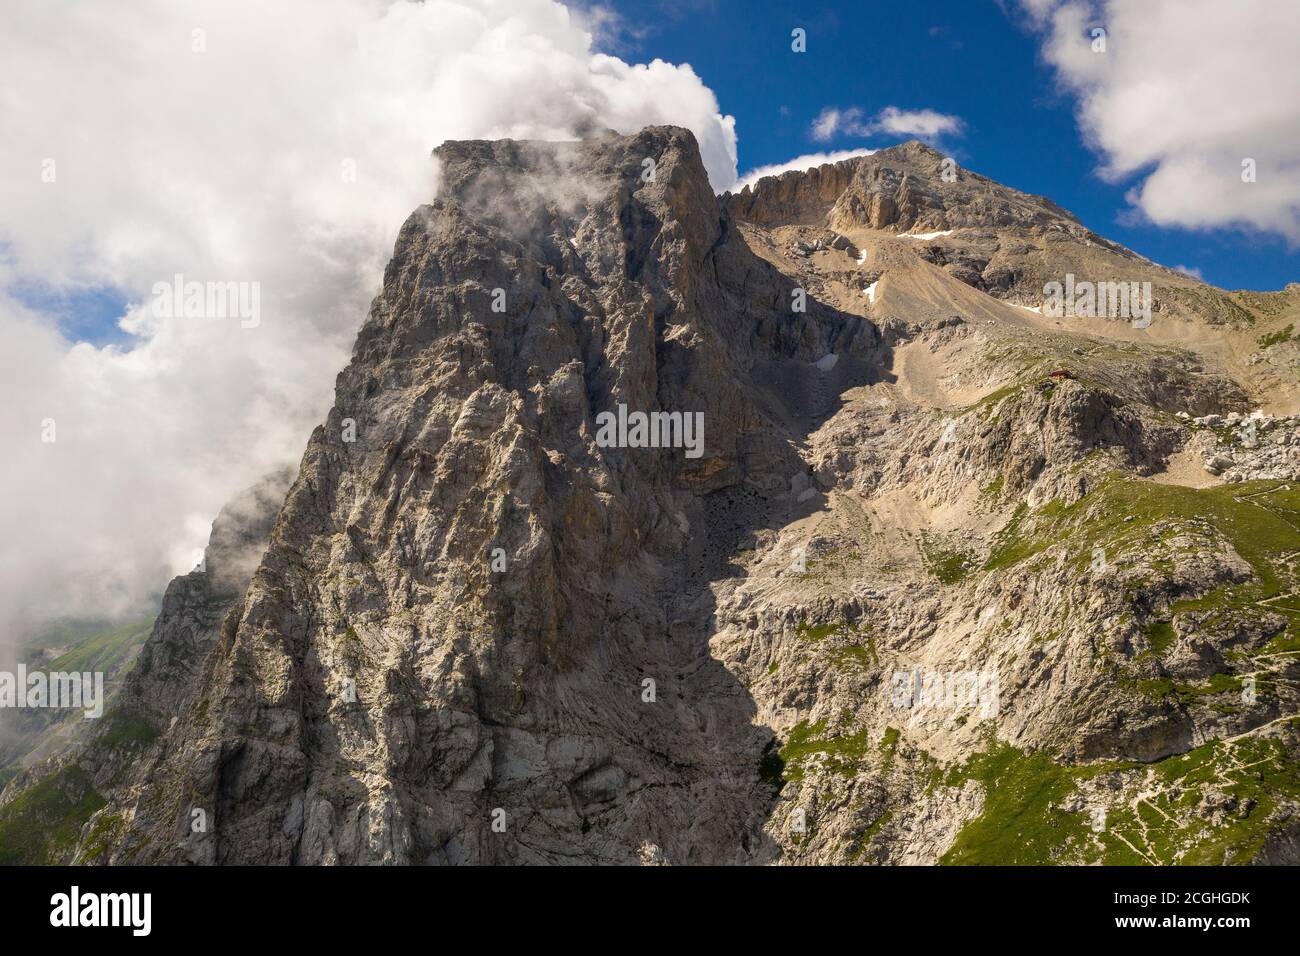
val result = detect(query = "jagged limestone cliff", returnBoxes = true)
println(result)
[4,129,1299,865]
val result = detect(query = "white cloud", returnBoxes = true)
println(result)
[733,148,877,193]
[1172,264,1204,281]
[810,105,964,143]
[811,107,868,141]
[1017,0,1300,241]
[870,107,965,139]
[0,0,737,643]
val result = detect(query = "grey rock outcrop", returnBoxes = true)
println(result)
[75,127,882,865]
[6,126,1297,868]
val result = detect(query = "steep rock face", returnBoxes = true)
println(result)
[0,470,289,863]
[7,126,1298,868]
[726,157,866,227]
[826,142,1082,236]
[123,468,293,726]
[705,150,1300,863]
[86,127,881,864]
[726,141,1083,237]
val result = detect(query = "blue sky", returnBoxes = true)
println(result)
[598,0,1299,292]
[2,0,1295,635]
[9,0,1298,355]
[9,279,133,347]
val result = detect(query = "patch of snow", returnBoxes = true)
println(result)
[856,249,868,264]
[862,280,879,304]
[1019,304,1042,314]
[900,229,954,240]
[814,352,839,371]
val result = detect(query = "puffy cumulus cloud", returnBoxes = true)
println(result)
[0,0,737,644]
[1017,0,1300,241]
[584,56,737,191]
[732,148,877,194]
[810,105,964,143]
[870,107,965,140]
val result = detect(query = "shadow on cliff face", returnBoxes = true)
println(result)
[632,211,893,864]
[206,127,897,865]
[363,128,893,864]
[401,129,894,864]
[25,127,893,866]
[468,132,893,862]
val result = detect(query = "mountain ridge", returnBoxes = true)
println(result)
[3,125,1299,866]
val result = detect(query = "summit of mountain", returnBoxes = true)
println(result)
[3,126,1298,866]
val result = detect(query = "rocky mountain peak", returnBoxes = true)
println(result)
[727,136,1082,238]
[4,124,1297,868]
[15,124,882,865]
[431,125,721,269]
